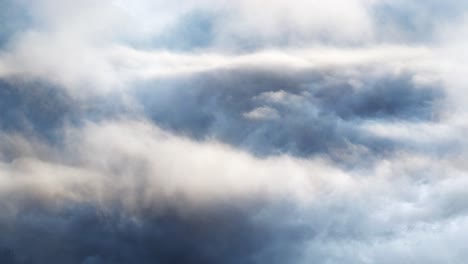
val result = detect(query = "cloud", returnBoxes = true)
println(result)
[0,119,350,263]
[243,106,280,120]
[0,79,75,138]
[2,0,468,263]
[0,40,433,96]
[1,119,468,263]
[133,62,441,158]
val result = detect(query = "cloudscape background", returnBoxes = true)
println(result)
[1,0,468,263]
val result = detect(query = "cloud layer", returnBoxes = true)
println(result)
[1,1,468,263]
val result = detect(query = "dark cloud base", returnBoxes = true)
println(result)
[0,200,311,264]
[136,68,442,160]
[0,66,443,165]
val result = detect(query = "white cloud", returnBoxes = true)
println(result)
[0,0,441,98]
[0,43,434,98]
[0,119,355,210]
[243,106,280,120]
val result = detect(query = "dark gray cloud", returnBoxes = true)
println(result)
[135,67,441,160]
[0,79,74,139]
[0,78,136,145]
[0,199,311,264]
[0,65,442,162]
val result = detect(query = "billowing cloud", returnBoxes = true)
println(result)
[2,118,468,263]
[1,0,468,263]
